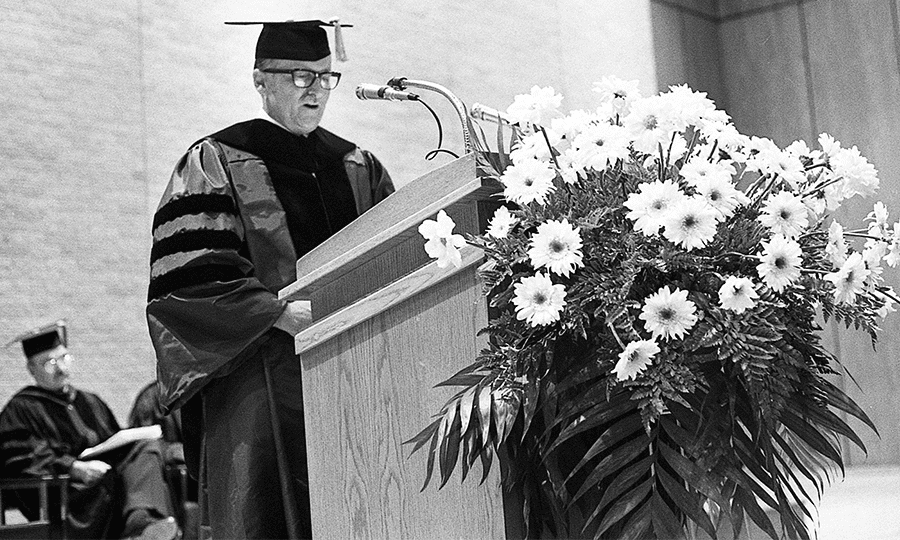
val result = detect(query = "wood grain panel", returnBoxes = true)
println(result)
[718,5,815,145]
[307,203,481,320]
[295,244,484,354]
[651,2,726,103]
[299,269,508,539]
[805,0,900,465]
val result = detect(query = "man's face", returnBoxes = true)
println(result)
[27,345,72,391]
[255,56,332,137]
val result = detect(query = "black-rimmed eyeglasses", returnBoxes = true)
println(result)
[260,69,342,90]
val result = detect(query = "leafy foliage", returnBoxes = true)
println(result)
[407,83,893,539]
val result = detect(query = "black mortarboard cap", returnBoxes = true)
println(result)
[225,19,351,62]
[6,320,68,358]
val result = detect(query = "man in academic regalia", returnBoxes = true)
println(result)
[0,321,179,540]
[145,19,394,539]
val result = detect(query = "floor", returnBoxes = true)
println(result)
[3,467,897,538]
[815,465,900,540]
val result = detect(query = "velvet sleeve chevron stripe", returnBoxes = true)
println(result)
[146,139,287,412]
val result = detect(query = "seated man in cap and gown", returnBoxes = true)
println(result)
[0,321,179,539]
[146,19,394,539]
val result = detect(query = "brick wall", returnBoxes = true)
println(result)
[0,0,656,421]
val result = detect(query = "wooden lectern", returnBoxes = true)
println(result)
[279,153,520,539]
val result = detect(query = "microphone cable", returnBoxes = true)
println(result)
[417,97,460,161]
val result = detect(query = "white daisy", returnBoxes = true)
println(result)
[500,160,557,205]
[717,276,759,314]
[418,210,466,268]
[624,180,687,236]
[679,158,736,186]
[505,85,563,127]
[639,286,699,341]
[527,219,584,277]
[825,220,849,267]
[818,133,842,158]
[569,122,631,172]
[690,175,749,220]
[758,191,810,238]
[487,206,518,239]
[623,95,677,156]
[885,222,900,267]
[613,339,660,381]
[662,84,719,131]
[784,139,821,161]
[744,136,782,173]
[764,150,807,189]
[866,202,890,237]
[549,109,596,142]
[876,287,897,318]
[862,244,885,291]
[593,76,642,116]
[756,234,804,292]
[512,273,567,326]
[509,131,555,164]
[832,145,879,199]
[662,196,719,250]
[824,252,870,304]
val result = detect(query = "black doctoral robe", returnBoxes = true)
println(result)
[0,386,120,538]
[146,120,394,539]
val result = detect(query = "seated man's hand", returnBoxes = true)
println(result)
[273,300,312,335]
[70,459,112,486]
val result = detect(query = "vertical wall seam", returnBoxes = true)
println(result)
[891,0,900,87]
[797,0,818,141]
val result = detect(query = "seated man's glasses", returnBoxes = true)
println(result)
[39,353,73,373]
[261,69,342,90]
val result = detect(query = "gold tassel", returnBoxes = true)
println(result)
[329,17,348,62]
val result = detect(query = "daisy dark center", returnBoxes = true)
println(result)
[780,209,791,220]
[596,138,606,147]
[644,115,658,130]
[614,91,626,99]
[774,256,787,269]
[709,190,720,201]
[652,200,665,210]
[549,239,566,253]
[843,271,855,284]
[682,215,697,228]
[659,307,675,321]
[524,178,534,187]
[533,292,547,305]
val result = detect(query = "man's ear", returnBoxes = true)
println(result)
[252,69,266,94]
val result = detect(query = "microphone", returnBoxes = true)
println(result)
[470,103,512,126]
[355,84,419,101]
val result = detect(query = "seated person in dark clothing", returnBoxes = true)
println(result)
[0,321,180,540]
[128,381,198,510]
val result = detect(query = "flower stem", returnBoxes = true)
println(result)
[608,322,627,350]
[539,126,560,169]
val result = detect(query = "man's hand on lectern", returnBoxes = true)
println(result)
[274,300,313,335]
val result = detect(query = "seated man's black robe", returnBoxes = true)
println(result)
[0,385,174,539]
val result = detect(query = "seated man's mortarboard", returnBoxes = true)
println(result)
[6,320,68,359]
[225,19,352,62]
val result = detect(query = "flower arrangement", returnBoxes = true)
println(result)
[409,78,896,540]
